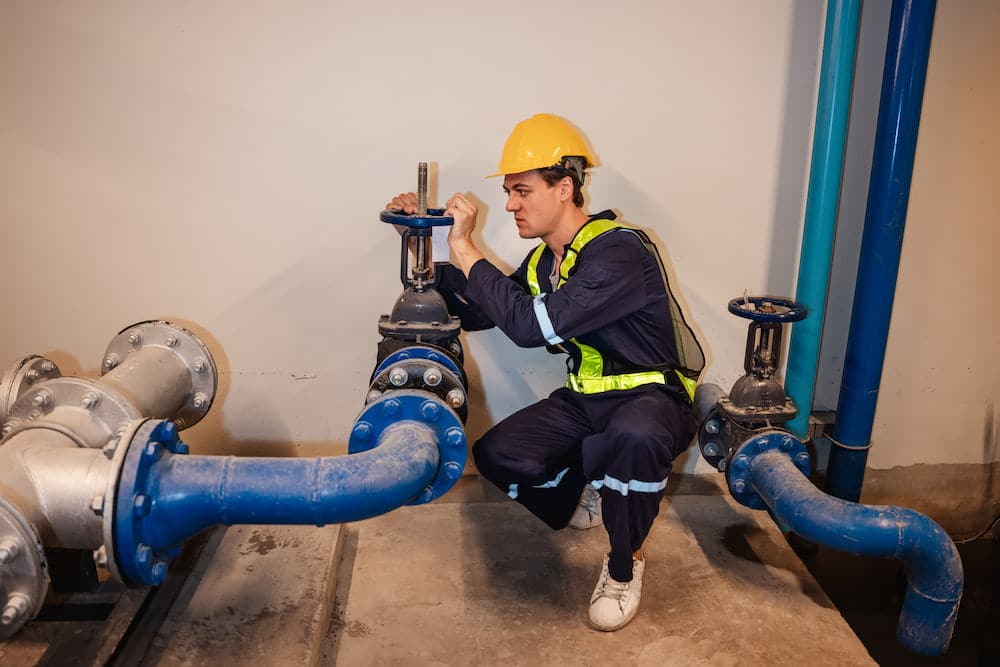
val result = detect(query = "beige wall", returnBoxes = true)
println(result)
[0,2,996,474]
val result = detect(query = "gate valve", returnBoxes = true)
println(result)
[697,295,807,473]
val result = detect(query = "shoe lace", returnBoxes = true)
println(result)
[595,571,631,606]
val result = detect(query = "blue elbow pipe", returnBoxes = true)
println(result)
[113,416,458,587]
[785,0,861,439]
[825,0,938,501]
[749,449,962,656]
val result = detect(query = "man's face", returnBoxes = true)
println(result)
[502,171,564,240]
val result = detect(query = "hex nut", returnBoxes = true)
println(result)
[1,594,30,625]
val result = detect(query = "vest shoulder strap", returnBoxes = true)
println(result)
[559,219,625,286]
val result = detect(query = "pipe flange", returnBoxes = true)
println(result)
[349,389,466,505]
[106,419,188,587]
[0,356,61,430]
[0,499,49,640]
[726,430,811,510]
[696,406,729,472]
[367,350,468,423]
[103,321,217,430]
[372,345,463,379]
[2,377,141,448]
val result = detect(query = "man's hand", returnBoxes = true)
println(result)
[386,192,419,214]
[444,193,485,276]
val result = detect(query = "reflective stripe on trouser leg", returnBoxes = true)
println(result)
[472,390,593,529]
[581,388,695,582]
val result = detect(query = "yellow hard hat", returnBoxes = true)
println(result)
[488,114,597,177]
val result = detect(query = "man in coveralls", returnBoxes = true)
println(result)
[388,113,703,631]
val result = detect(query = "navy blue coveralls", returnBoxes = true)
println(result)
[436,211,696,583]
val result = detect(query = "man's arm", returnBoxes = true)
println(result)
[463,234,650,348]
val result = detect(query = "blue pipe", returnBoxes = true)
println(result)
[115,419,441,585]
[786,0,862,439]
[825,0,938,501]
[749,450,962,655]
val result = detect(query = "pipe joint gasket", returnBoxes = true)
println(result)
[349,389,466,505]
[103,321,218,430]
[726,430,811,510]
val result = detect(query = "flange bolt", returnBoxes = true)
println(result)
[422,368,442,387]
[31,391,52,409]
[133,494,151,518]
[151,561,168,585]
[365,389,382,404]
[103,354,120,371]
[127,332,143,346]
[420,401,441,422]
[192,392,208,409]
[0,538,20,564]
[1,594,29,626]
[352,421,373,443]
[165,335,179,347]
[388,366,408,387]
[445,427,465,448]
[705,420,721,435]
[25,369,39,382]
[193,359,207,374]
[446,389,465,409]
[731,479,747,494]
[703,442,719,457]
[81,392,101,409]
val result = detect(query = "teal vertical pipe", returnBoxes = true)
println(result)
[826,0,938,502]
[785,0,862,439]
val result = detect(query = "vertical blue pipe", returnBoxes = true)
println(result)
[786,0,861,439]
[825,0,938,501]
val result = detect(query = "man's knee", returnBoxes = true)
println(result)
[472,437,505,485]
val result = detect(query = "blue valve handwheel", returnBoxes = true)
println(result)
[380,208,454,229]
[727,296,807,322]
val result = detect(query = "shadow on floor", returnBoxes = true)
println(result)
[790,533,998,667]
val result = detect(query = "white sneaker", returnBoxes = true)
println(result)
[569,484,602,529]
[588,553,645,632]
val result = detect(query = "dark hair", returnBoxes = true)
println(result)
[538,157,586,207]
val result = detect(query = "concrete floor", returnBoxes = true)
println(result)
[325,476,876,666]
[4,471,990,666]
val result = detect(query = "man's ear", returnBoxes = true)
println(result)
[558,175,574,202]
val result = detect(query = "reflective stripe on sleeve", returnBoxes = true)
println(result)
[533,294,564,345]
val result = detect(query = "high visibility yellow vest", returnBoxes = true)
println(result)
[526,219,702,401]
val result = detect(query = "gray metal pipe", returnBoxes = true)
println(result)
[99,346,192,421]
[0,428,109,550]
